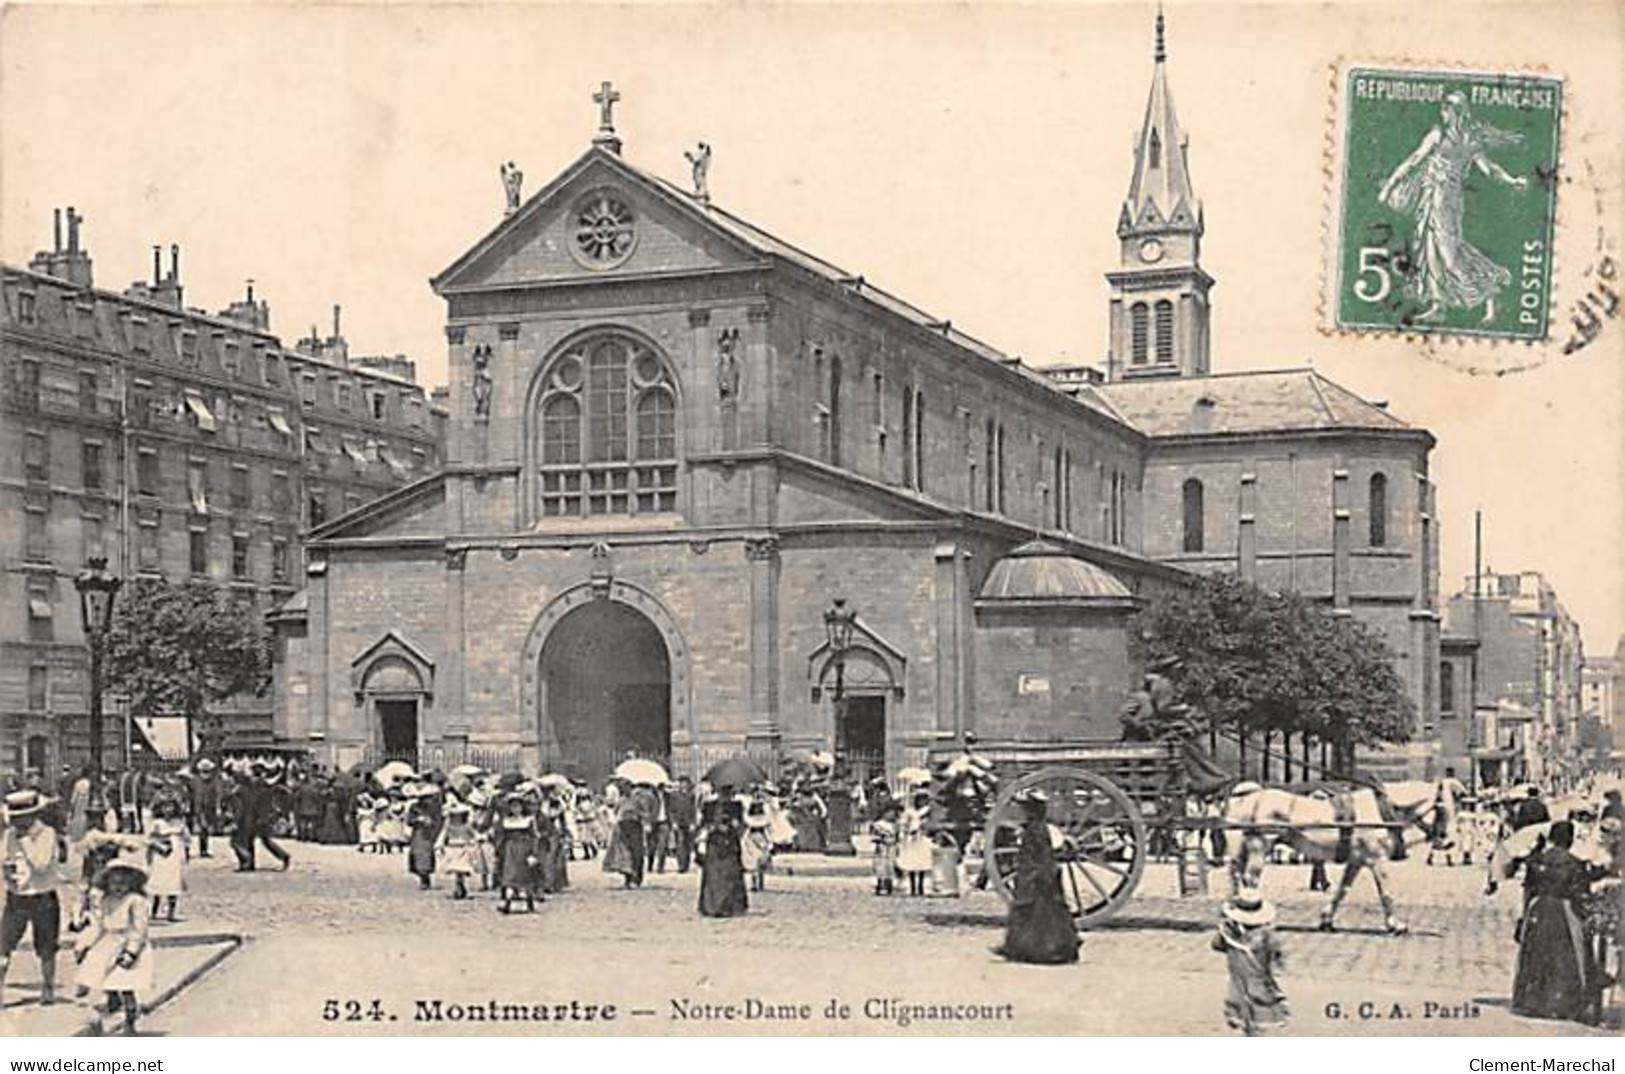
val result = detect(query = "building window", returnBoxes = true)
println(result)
[1053,447,1064,529]
[82,441,102,492]
[82,515,104,564]
[370,391,387,421]
[1130,303,1149,365]
[137,448,160,496]
[230,465,250,510]
[1148,129,1162,170]
[985,419,996,510]
[271,471,291,513]
[221,343,239,379]
[336,381,352,412]
[188,459,209,514]
[24,430,48,484]
[137,520,160,572]
[1440,661,1456,718]
[79,371,98,415]
[231,534,249,578]
[180,331,198,362]
[1369,472,1388,547]
[988,422,1001,516]
[17,291,37,324]
[901,386,914,489]
[308,488,327,528]
[912,389,925,494]
[827,353,843,468]
[1063,449,1074,531]
[271,538,289,582]
[28,666,47,712]
[189,529,208,576]
[24,507,50,563]
[300,374,317,407]
[1155,300,1175,363]
[26,583,53,643]
[1182,478,1204,553]
[535,334,678,518]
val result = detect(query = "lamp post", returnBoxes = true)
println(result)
[75,556,122,783]
[823,598,858,856]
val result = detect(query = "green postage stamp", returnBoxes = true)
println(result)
[1331,66,1563,341]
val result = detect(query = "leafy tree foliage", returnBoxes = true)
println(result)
[1130,573,1413,770]
[104,578,270,754]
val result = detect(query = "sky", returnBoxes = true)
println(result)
[3,1,1621,651]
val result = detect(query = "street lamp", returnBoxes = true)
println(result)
[75,556,122,782]
[823,598,858,856]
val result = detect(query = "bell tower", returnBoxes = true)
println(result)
[1106,11,1213,381]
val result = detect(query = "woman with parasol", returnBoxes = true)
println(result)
[697,797,749,917]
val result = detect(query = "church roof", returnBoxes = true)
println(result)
[1119,13,1202,238]
[978,539,1136,605]
[1097,368,1423,439]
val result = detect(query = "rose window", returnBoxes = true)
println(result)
[571,189,637,269]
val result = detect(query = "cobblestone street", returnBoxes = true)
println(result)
[103,839,1612,1036]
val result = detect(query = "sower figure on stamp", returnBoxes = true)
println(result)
[1378,91,1528,325]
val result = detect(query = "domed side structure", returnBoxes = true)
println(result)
[977,539,1137,610]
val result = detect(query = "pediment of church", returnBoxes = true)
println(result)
[432,148,762,293]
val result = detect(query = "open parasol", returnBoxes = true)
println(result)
[450,763,485,779]
[372,761,417,789]
[613,758,670,786]
[896,766,933,786]
[537,773,573,790]
[704,756,767,791]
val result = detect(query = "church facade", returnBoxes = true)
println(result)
[273,26,1443,782]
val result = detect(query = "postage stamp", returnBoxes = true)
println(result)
[1330,66,1563,341]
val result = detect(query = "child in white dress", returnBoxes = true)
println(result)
[74,850,155,1036]
[145,798,188,922]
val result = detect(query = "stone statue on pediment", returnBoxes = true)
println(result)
[500,161,524,216]
[471,344,493,418]
[684,142,712,201]
[716,326,740,401]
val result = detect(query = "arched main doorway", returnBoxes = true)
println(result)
[539,600,671,783]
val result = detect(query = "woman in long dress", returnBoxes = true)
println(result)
[538,796,570,893]
[435,802,478,900]
[1377,91,1529,324]
[994,790,1080,965]
[74,851,156,1035]
[1511,820,1609,1024]
[698,799,749,917]
[406,793,441,889]
[602,783,649,889]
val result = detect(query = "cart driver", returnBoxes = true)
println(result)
[1119,655,1190,741]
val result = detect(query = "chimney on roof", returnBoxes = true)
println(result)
[170,244,180,284]
[247,279,255,303]
[152,245,162,286]
[30,207,94,288]
[332,304,342,340]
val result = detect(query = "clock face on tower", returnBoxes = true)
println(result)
[1138,238,1165,264]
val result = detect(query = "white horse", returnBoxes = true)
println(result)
[1224,779,1454,934]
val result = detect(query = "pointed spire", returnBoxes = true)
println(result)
[1118,8,1200,239]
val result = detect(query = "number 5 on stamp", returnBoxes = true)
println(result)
[1331,66,1562,341]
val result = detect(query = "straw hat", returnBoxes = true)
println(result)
[1223,886,1276,927]
[196,758,217,773]
[3,789,54,820]
[92,845,150,891]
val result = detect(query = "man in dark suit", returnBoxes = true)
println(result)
[665,776,697,873]
[645,784,670,873]
[230,765,290,872]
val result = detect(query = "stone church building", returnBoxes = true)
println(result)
[273,24,1442,781]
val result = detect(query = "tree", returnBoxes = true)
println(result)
[1130,573,1413,777]
[104,578,271,758]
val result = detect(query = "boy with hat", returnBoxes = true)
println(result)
[1,788,63,1006]
[1211,884,1288,1034]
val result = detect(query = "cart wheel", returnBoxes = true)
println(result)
[982,766,1148,928]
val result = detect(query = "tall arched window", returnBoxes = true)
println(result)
[1130,303,1149,365]
[1182,477,1204,553]
[536,333,678,518]
[1369,472,1388,547]
[1149,129,1162,170]
[1155,300,1175,363]
[828,352,843,467]
[984,418,996,510]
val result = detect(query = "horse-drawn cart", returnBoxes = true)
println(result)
[933,738,1193,927]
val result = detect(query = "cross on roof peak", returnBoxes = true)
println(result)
[592,80,623,155]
